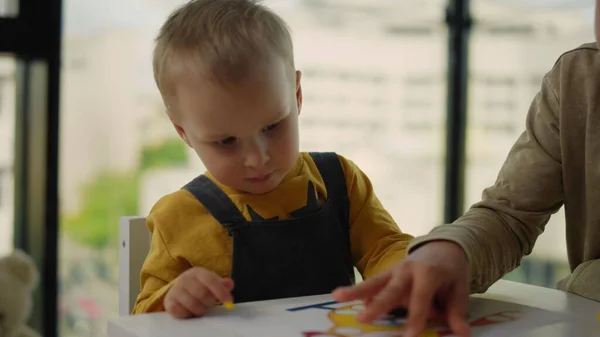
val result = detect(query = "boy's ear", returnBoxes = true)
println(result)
[295,70,302,114]
[169,113,192,147]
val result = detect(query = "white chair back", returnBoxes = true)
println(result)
[118,216,150,316]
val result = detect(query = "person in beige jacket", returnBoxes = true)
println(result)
[332,2,600,337]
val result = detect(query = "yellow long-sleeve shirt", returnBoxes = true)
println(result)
[133,152,413,314]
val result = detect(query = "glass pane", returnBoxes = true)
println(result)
[0,0,19,17]
[0,55,15,256]
[59,1,447,335]
[271,1,447,237]
[466,0,594,287]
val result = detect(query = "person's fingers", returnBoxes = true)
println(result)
[332,272,391,302]
[356,271,411,323]
[183,276,210,301]
[213,278,236,305]
[194,270,234,304]
[403,275,437,337]
[165,299,192,319]
[222,277,235,291]
[198,293,220,308]
[445,284,471,337]
[426,299,445,321]
[179,286,207,317]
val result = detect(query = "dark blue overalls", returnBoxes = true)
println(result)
[182,152,356,303]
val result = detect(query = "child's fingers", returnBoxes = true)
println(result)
[185,280,221,308]
[207,280,235,307]
[165,286,205,319]
[211,278,236,306]
[332,272,391,302]
[165,300,193,319]
[180,287,208,317]
[199,293,221,308]
[194,270,234,304]
[222,277,235,291]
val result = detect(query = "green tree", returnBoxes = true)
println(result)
[62,173,139,249]
[62,138,187,249]
[140,138,188,170]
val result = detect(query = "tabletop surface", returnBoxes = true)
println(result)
[107,280,600,337]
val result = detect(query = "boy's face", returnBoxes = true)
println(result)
[170,57,302,195]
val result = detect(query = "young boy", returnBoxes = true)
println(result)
[132,0,414,319]
[335,2,600,337]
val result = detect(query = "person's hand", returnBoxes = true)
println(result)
[164,267,234,319]
[332,241,471,337]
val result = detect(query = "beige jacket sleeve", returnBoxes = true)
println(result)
[556,260,600,302]
[408,72,564,294]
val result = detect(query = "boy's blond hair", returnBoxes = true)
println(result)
[153,0,295,110]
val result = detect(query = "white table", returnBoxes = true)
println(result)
[107,280,600,337]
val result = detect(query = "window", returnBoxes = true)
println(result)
[0,168,3,208]
[0,75,7,117]
[282,2,447,229]
[0,0,19,17]
[401,75,441,131]
[0,166,8,210]
[470,74,517,134]
[58,1,447,335]
[0,56,16,257]
[384,25,435,36]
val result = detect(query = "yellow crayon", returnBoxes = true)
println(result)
[224,301,235,310]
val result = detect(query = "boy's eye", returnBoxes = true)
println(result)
[263,122,280,132]
[216,137,236,146]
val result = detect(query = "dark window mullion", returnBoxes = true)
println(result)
[1,0,62,335]
[444,0,472,223]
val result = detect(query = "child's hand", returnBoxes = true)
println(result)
[332,241,471,337]
[164,267,234,319]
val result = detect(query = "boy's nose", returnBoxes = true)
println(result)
[244,139,270,168]
[245,151,269,168]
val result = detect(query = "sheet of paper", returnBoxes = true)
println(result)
[199,296,570,337]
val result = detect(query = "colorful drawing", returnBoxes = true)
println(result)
[289,301,524,337]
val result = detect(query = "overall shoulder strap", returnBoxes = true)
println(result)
[309,152,349,200]
[182,175,246,229]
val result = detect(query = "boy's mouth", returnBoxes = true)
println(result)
[246,172,274,183]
